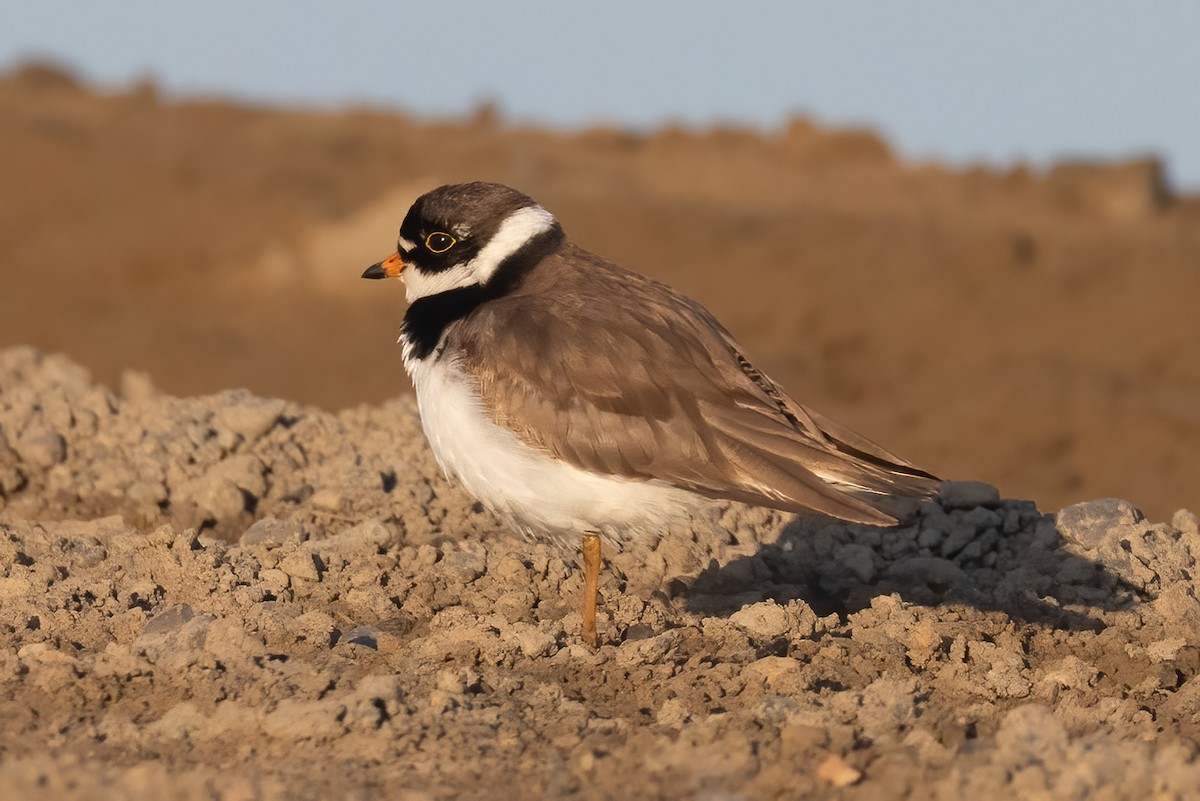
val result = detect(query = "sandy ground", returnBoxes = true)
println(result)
[1,63,1199,520]
[4,348,1200,800]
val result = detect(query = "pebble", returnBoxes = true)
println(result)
[939,526,975,558]
[1172,510,1199,537]
[280,550,323,581]
[1056,498,1144,550]
[730,601,791,640]
[241,517,304,547]
[143,604,194,636]
[656,698,689,728]
[836,543,876,583]
[310,489,344,511]
[816,754,862,788]
[938,480,1001,510]
[917,524,945,550]
[886,557,968,591]
[341,626,379,650]
[13,427,66,469]
[213,396,286,442]
[441,547,486,584]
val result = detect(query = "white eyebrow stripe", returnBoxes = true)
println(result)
[467,205,556,283]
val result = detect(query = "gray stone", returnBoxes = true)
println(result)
[441,547,486,584]
[836,543,876,583]
[241,516,304,547]
[886,557,968,591]
[938,480,1001,510]
[917,524,944,550]
[939,526,976,558]
[341,626,379,650]
[144,604,194,636]
[13,427,66,469]
[1056,498,1144,550]
[213,395,286,442]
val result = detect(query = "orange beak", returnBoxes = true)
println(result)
[362,252,405,280]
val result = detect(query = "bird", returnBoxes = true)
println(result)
[363,181,940,647]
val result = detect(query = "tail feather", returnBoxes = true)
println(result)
[703,399,941,525]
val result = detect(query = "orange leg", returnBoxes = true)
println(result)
[581,533,603,648]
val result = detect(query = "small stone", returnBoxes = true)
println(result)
[1056,498,1144,550]
[291,611,338,647]
[1040,655,1098,689]
[280,550,322,581]
[13,427,66,469]
[341,626,379,650]
[241,517,304,547]
[917,525,944,549]
[511,624,557,658]
[836,543,876,583]
[1172,510,1199,537]
[261,698,346,740]
[310,489,344,511]
[656,698,689,728]
[442,547,486,584]
[494,590,535,623]
[260,568,290,593]
[938,480,1001,510]
[143,604,194,636]
[328,519,393,552]
[816,754,862,788]
[886,557,967,591]
[730,601,792,640]
[745,656,802,686]
[436,669,466,694]
[756,696,803,724]
[1147,638,1188,663]
[959,506,1002,531]
[213,396,286,442]
[939,526,975,558]
[204,618,267,661]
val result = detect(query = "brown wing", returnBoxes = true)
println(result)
[451,246,939,525]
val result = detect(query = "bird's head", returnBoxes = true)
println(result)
[363,182,561,302]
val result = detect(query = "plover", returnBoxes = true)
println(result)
[364,182,939,646]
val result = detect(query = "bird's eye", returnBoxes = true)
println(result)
[425,232,456,253]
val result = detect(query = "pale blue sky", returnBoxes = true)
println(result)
[4,1,1199,188]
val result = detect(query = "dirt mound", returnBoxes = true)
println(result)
[3,348,1200,799]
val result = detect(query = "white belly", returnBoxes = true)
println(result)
[406,355,698,543]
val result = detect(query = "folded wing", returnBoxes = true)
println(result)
[454,249,940,526]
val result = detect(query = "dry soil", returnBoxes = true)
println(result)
[3,349,1200,800]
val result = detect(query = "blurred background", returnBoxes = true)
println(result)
[1,2,1198,518]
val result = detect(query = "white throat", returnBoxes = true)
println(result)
[402,205,556,303]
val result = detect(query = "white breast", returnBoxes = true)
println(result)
[403,350,698,544]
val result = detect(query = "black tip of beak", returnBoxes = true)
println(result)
[362,263,387,280]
